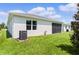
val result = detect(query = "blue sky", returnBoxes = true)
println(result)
[0,3,77,24]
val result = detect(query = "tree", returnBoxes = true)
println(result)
[1,23,5,28]
[71,3,79,47]
[0,22,6,30]
[0,25,1,30]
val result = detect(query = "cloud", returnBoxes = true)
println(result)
[0,12,8,16]
[0,10,25,24]
[59,3,77,12]
[46,7,55,15]
[27,7,61,19]
[54,15,61,18]
[0,11,8,24]
[27,7,45,15]
[0,8,61,24]
[9,10,25,13]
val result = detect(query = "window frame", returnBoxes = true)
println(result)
[26,20,31,30]
[32,21,37,30]
[26,20,37,30]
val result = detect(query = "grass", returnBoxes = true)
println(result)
[0,29,78,55]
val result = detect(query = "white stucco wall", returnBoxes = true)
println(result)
[12,16,26,38]
[63,25,71,32]
[12,16,52,38]
[7,19,13,36]
[27,20,52,37]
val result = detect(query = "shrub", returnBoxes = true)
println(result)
[70,4,79,48]
[71,21,79,47]
[0,29,6,44]
[0,23,6,31]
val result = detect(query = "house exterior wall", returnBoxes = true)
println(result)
[7,18,13,36]
[12,16,26,38]
[63,25,71,32]
[27,20,52,37]
[12,16,52,38]
[61,24,65,32]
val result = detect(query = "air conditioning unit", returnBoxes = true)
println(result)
[19,31,27,40]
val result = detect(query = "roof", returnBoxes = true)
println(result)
[63,23,71,26]
[7,12,63,24]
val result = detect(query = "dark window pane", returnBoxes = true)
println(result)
[32,21,37,30]
[33,25,37,30]
[33,21,37,25]
[27,25,31,30]
[26,20,31,25]
[26,20,31,30]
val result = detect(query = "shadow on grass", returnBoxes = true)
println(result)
[57,44,79,55]
[6,30,12,38]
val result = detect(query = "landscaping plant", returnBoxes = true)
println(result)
[71,3,79,47]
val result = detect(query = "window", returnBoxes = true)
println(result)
[32,21,37,30]
[33,26,36,30]
[27,20,31,25]
[33,21,37,25]
[26,20,37,30]
[27,26,31,30]
[26,20,31,30]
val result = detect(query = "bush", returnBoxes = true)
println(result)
[0,23,6,31]
[0,29,6,44]
[70,3,79,48]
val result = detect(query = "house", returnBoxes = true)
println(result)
[63,24,71,32]
[7,13,71,39]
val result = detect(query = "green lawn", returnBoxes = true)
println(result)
[0,29,78,55]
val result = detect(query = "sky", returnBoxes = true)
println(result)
[0,3,77,24]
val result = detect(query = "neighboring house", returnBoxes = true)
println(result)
[63,24,71,32]
[7,13,71,39]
